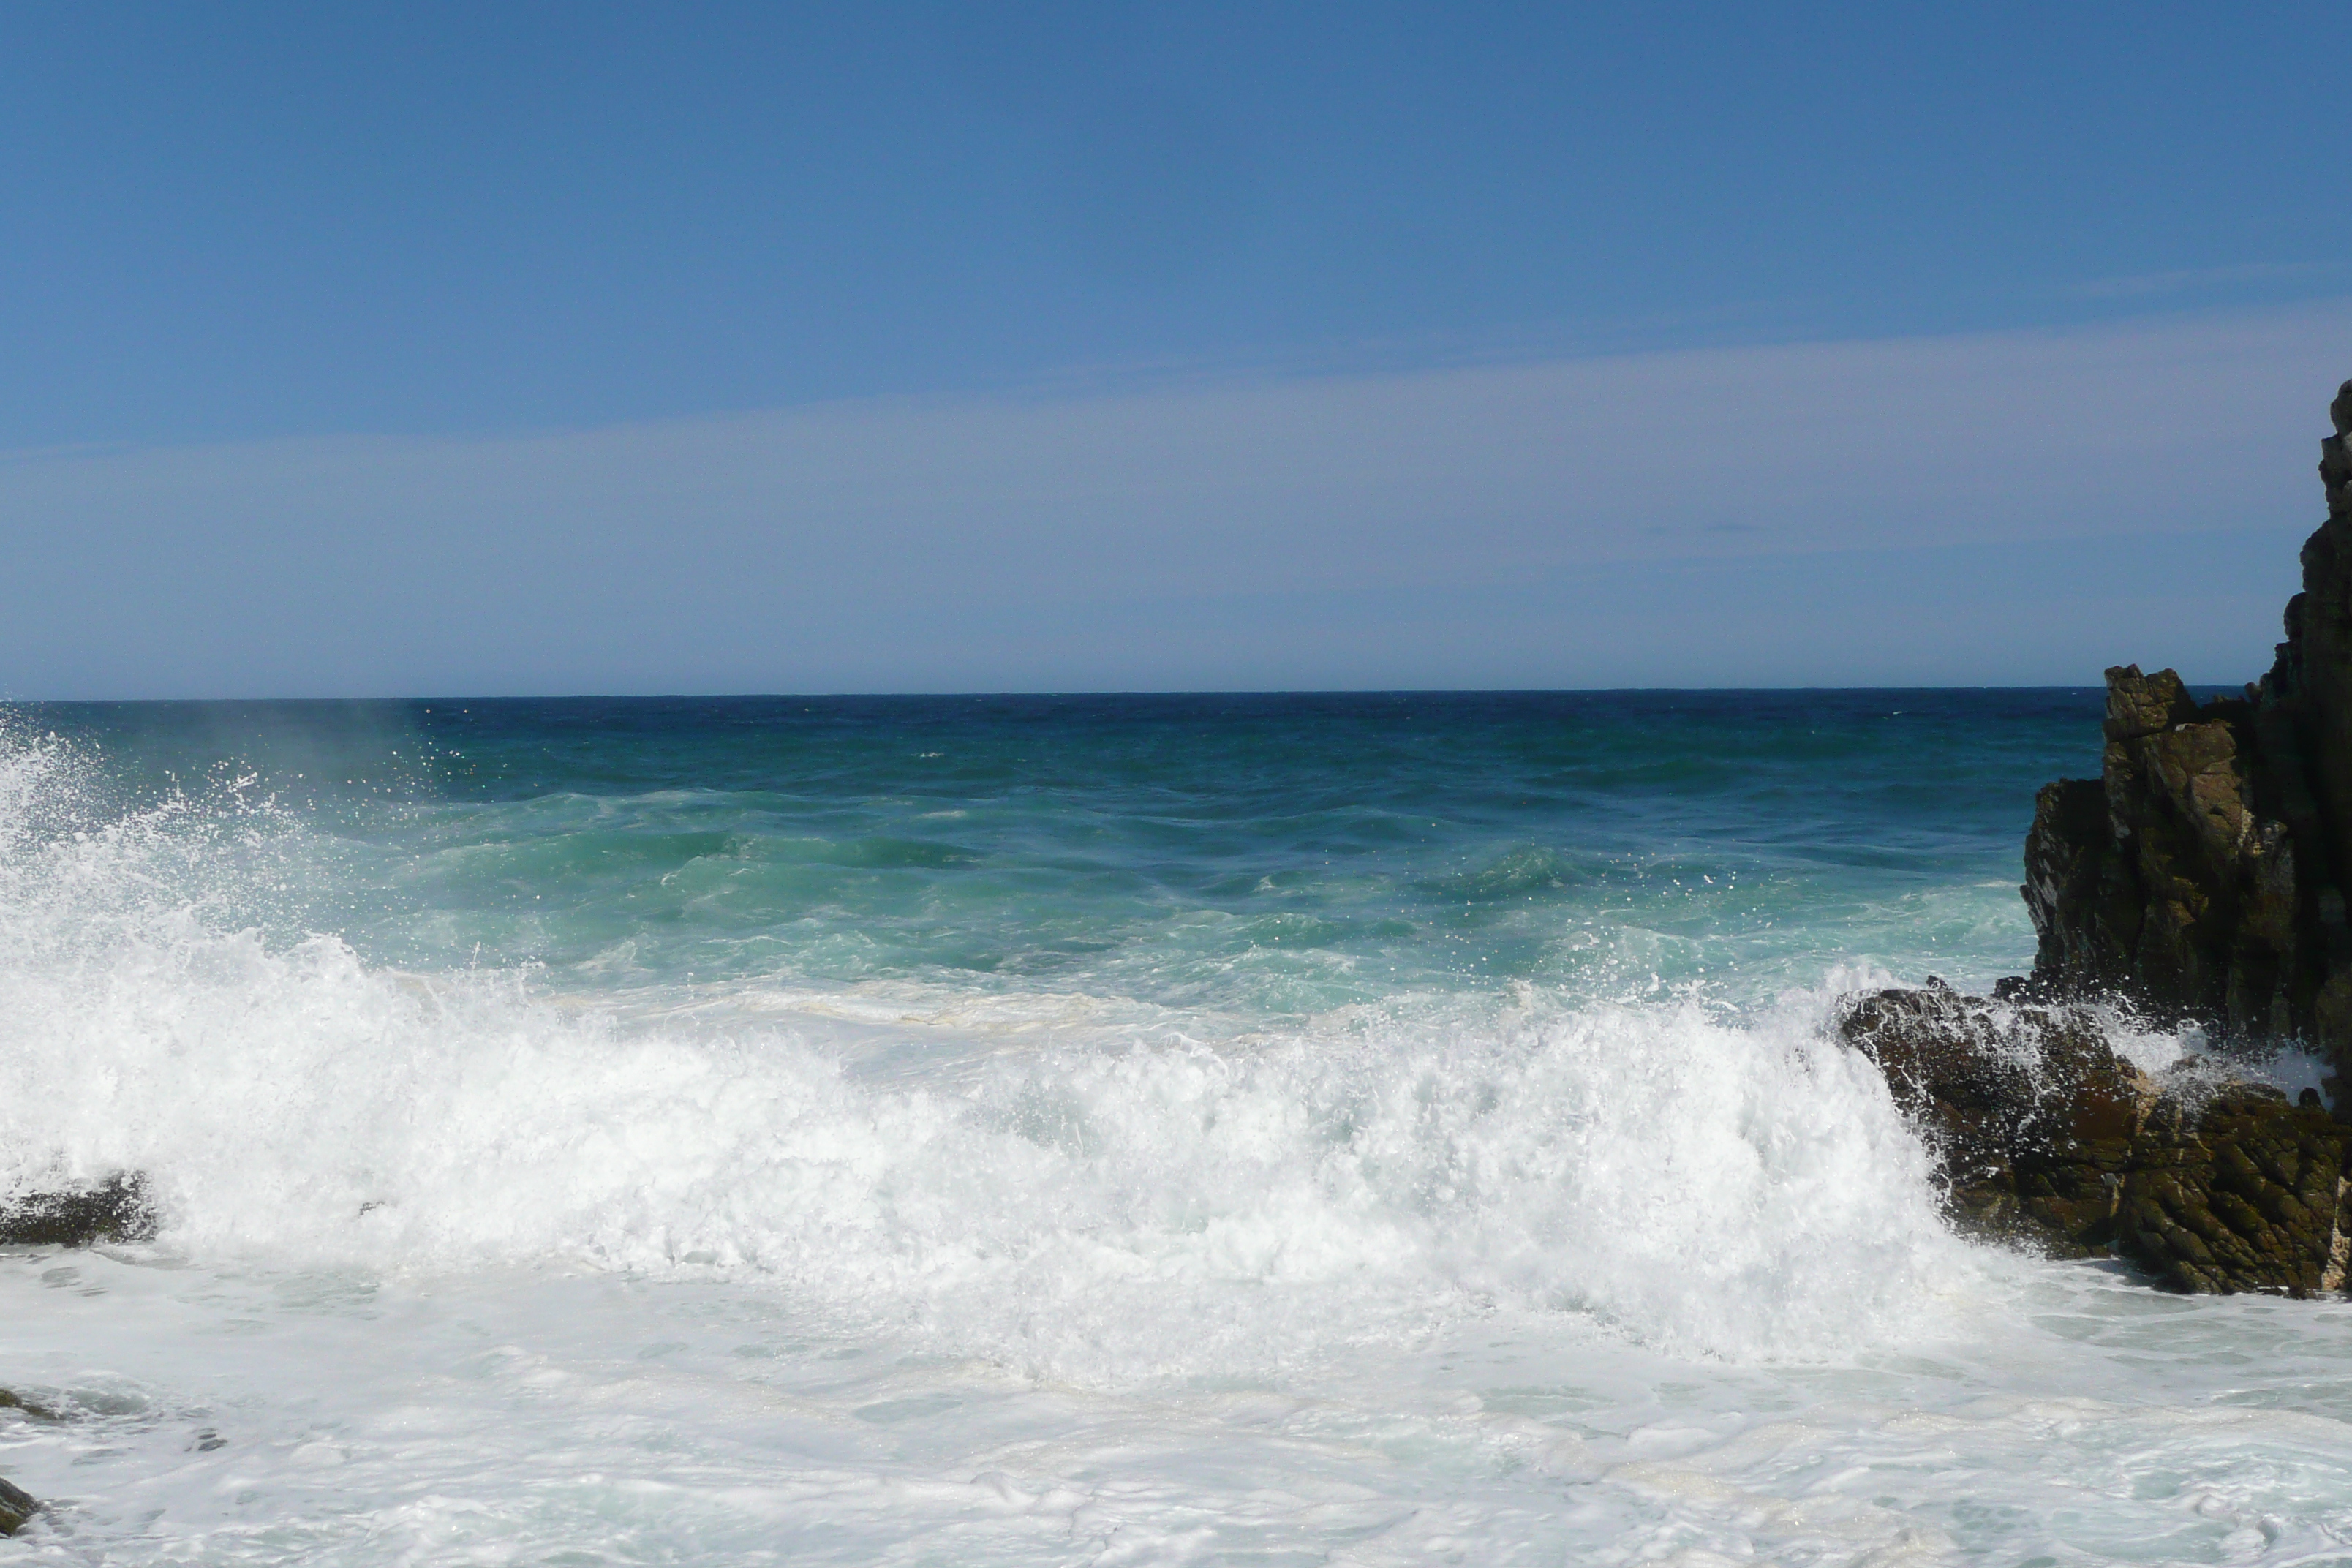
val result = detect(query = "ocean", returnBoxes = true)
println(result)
[4,690,2351,1565]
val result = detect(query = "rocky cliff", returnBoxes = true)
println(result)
[2024,380,2352,1093]
[1850,379,2352,1296]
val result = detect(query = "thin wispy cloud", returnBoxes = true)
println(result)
[2066,262,2337,301]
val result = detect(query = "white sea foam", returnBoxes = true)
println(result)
[0,713,1971,1375]
[10,724,2352,1564]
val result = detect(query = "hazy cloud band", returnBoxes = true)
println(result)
[7,300,2351,696]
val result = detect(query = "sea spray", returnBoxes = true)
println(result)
[15,693,2350,1564]
[0,720,1975,1374]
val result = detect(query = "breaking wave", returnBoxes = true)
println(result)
[0,723,1995,1382]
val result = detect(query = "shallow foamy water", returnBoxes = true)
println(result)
[13,1250,2352,1564]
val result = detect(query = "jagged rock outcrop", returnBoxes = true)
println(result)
[0,1173,157,1248]
[2023,380,2352,1090]
[1841,983,2352,1294]
[1852,379,2352,1297]
[2021,668,2302,1036]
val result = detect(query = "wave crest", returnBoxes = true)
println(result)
[0,723,1982,1377]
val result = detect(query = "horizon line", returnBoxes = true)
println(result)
[8,682,2198,705]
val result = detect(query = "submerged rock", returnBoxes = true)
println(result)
[1839,983,2352,1295]
[0,1390,61,1422]
[0,1172,157,1248]
[0,1474,34,1536]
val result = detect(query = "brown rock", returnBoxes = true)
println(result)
[2103,664,2199,743]
[2119,1084,2352,1296]
[2022,776,2136,993]
[1840,982,2149,1257]
[1839,983,2352,1294]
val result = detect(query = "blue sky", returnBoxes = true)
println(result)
[5,3,2349,695]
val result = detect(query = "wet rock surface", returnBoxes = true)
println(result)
[1840,982,2147,1257]
[1839,984,2352,1295]
[2123,1083,2352,1296]
[0,1474,34,1536]
[0,1172,157,1248]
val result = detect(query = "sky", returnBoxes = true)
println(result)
[5,1,2351,696]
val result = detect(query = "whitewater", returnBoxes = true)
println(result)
[4,693,2352,1565]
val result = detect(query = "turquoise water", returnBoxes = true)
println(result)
[34,690,2106,1007]
[15,690,2352,1567]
